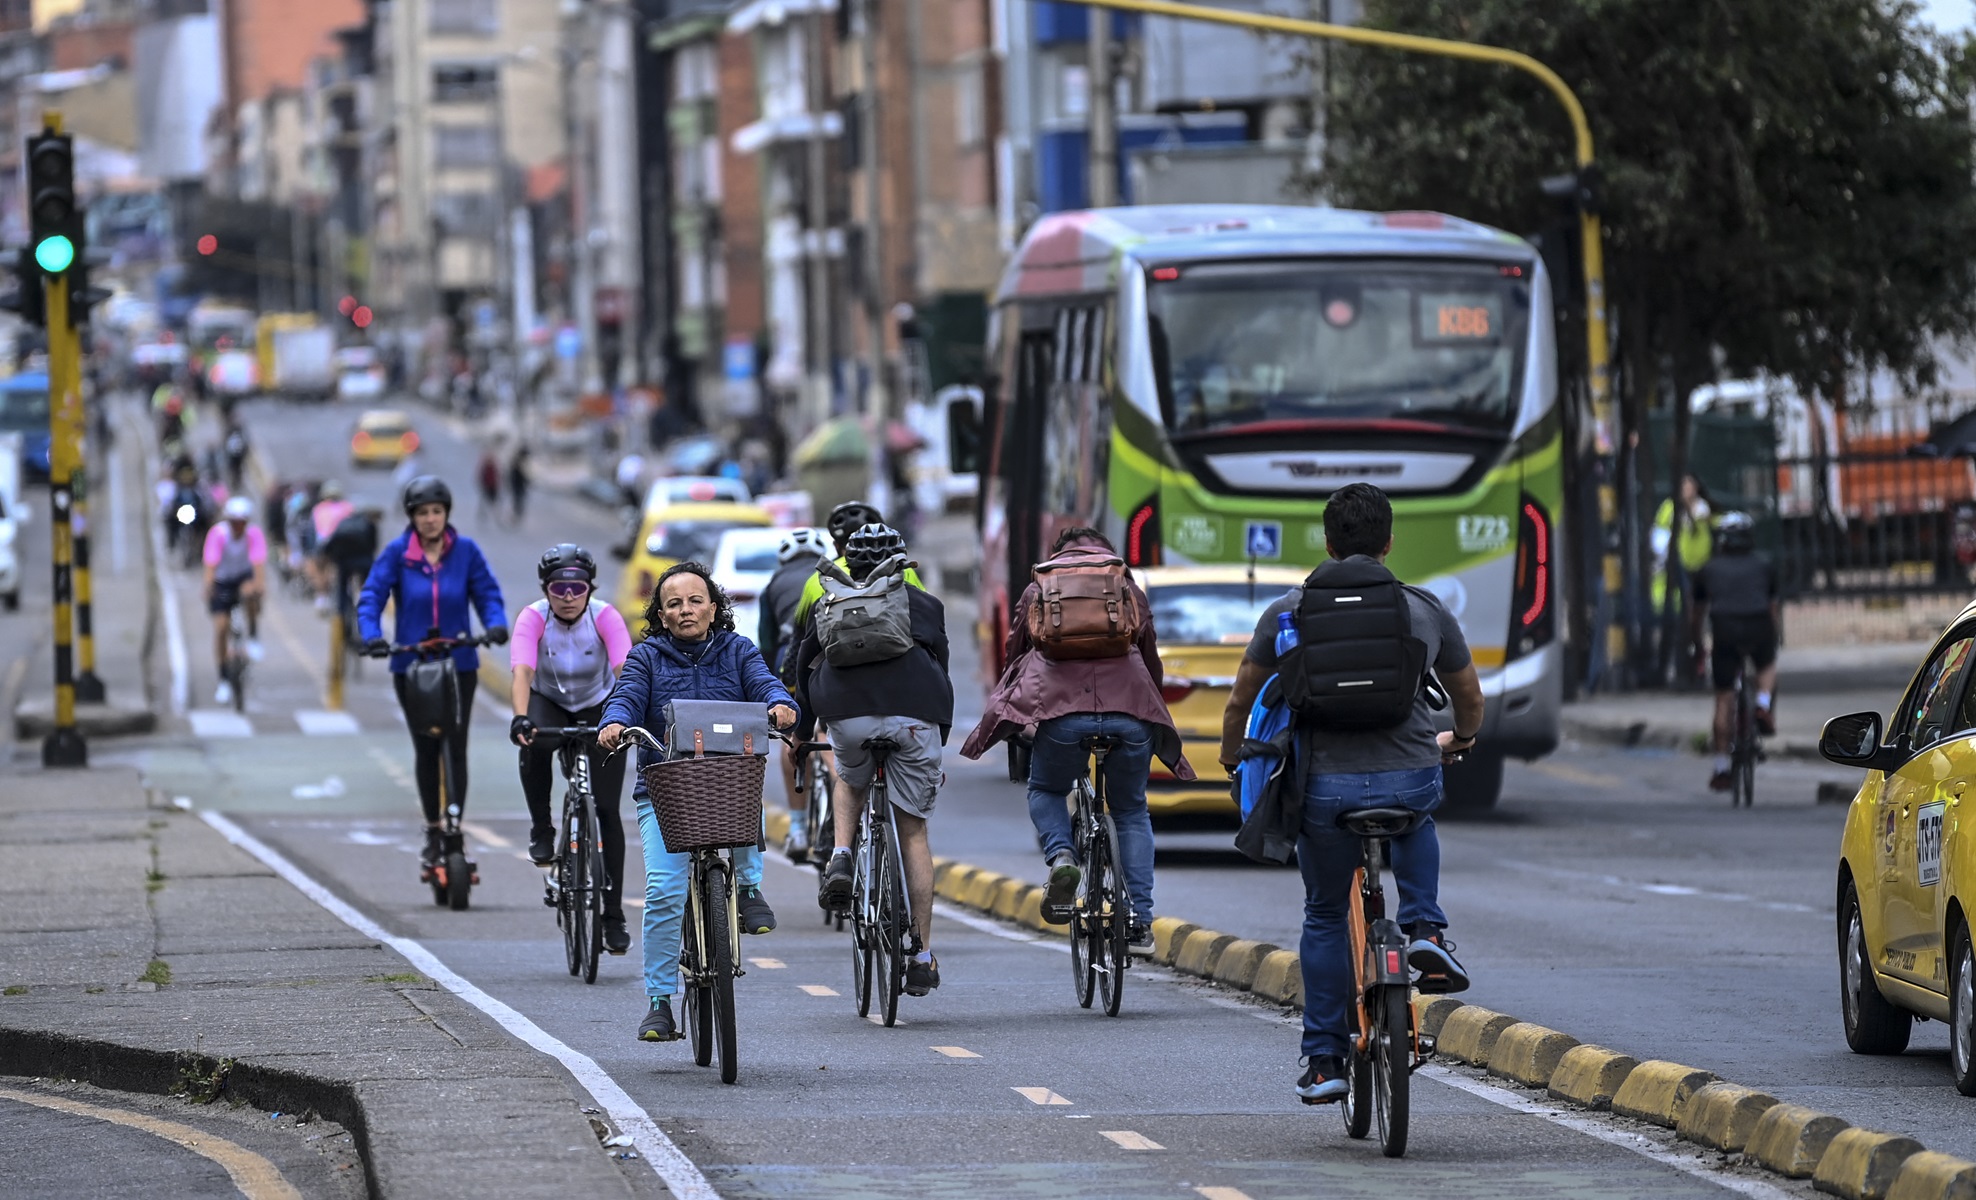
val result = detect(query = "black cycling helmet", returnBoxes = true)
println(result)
[827,500,884,547]
[844,523,906,580]
[537,542,598,584]
[402,475,453,516]
[1716,510,1756,553]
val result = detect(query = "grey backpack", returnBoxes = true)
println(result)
[813,554,915,667]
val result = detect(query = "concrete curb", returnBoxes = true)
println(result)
[912,836,1966,1200]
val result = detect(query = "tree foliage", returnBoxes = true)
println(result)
[1307,0,1976,405]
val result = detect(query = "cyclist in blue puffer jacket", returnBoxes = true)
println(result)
[358,475,509,874]
[600,559,796,1045]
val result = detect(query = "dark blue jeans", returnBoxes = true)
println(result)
[1297,765,1446,1060]
[1026,713,1156,923]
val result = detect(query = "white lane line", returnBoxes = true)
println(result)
[1013,1087,1071,1106]
[295,709,360,736]
[107,438,127,573]
[1421,1067,1799,1200]
[1499,859,1823,916]
[189,709,253,738]
[931,1046,980,1058]
[197,810,718,1200]
[1099,1130,1163,1150]
[461,821,511,849]
[748,958,785,969]
[799,984,838,997]
[1195,1189,1252,1200]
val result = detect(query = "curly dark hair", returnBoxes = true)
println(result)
[643,560,737,638]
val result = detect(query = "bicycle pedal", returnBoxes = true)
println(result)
[1040,902,1074,926]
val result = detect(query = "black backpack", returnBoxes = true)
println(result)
[1277,558,1430,731]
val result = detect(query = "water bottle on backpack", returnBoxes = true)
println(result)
[1275,610,1299,658]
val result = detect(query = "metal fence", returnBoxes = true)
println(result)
[1770,450,1976,599]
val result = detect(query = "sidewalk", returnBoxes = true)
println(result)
[12,398,158,741]
[1563,641,1925,761]
[0,766,639,1198]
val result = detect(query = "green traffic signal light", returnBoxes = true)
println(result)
[34,235,73,274]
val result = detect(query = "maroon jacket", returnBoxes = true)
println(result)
[959,546,1196,779]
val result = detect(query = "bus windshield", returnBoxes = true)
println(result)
[1149,259,1530,436]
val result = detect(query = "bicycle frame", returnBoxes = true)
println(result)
[683,847,741,987]
[1348,836,1417,1054]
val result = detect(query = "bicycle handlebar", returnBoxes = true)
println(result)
[374,632,497,659]
[532,725,601,739]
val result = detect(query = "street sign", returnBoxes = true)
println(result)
[1245,520,1282,560]
[723,339,755,381]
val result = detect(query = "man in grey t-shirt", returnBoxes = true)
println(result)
[1217,483,1485,1108]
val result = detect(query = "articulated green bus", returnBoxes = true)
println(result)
[970,205,1563,810]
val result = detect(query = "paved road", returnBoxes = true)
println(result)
[86,389,1976,1195]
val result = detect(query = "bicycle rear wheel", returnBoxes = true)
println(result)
[683,881,713,1065]
[851,833,875,1018]
[1096,815,1129,1018]
[1734,682,1756,808]
[1068,786,1098,1009]
[1374,984,1411,1158]
[702,860,738,1084]
[876,806,906,1027]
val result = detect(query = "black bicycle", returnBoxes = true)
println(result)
[1065,735,1130,1017]
[1727,663,1762,808]
[375,631,492,911]
[1335,805,1433,1159]
[792,739,843,930]
[842,735,912,1027]
[537,724,608,983]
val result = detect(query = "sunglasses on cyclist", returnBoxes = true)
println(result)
[546,580,591,600]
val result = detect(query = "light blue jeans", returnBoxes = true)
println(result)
[635,793,764,1001]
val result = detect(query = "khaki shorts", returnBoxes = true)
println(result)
[829,715,943,817]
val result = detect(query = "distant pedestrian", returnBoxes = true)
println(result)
[476,451,502,522]
[508,446,531,524]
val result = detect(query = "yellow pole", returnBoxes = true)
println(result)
[42,111,86,765]
[327,611,345,711]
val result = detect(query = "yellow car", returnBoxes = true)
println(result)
[1825,599,1976,1090]
[349,409,419,468]
[1136,565,1307,821]
[612,501,773,637]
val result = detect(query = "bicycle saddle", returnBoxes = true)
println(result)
[1080,735,1123,753]
[862,735,902,755]
[1335,807,1426,839]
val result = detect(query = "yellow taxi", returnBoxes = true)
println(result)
[612,501,773,637]
[1135,565,1307,821]
[1823,599,1976,1091]
[348,409,419,468]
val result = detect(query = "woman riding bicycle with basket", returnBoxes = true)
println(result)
[598,560,797,1043]
[509,543,633,955]
[358,475,509,877]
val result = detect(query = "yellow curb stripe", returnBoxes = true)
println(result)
[0,1086,304,1200]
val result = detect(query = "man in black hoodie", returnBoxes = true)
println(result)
[793,524,953,996]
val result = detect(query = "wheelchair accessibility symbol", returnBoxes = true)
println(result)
[1245,521,1282,560]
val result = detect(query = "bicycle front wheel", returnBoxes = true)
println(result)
[574,798,601,984]
[702,860,738,1084]
[851,834,875,1017]
[1341,1033,1373,1139]
[558,825,580,976]
[682,880,713,1066]
[1373,984,1411,1158]
[1096,815,1129,1018]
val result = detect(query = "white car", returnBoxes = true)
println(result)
[710,525,829,646]
[337,368,385,400]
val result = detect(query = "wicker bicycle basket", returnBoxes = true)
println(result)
[641,754,766,853]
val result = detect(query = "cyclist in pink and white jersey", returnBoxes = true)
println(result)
[203,496,267,706]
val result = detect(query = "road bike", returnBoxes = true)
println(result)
[1727,663,1762,808]
[1336,804,1434,1159]
[840,735,915,1027]
[792,738,844,930]
[617,725,756,1085]
[375,631,492,911]
[1064,735,1130,1017]
[538,723,608,984]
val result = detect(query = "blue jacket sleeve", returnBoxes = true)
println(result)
[466,541,508,633]
[602,642,652,731]
[738,640,794,709]
[356,547,394,642]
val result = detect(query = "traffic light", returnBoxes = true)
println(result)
[26,131,78,277]
[0,246,45,327]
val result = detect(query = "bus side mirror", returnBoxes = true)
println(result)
[949,392,983,475]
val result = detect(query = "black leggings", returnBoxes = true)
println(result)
[393,671,478,825]
[519,693,628,918]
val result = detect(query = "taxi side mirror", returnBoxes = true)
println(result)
[1820,711,1899,772]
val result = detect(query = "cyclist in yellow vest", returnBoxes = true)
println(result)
[1652,473,1713,614]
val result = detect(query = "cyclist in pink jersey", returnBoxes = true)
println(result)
[203,496,267,705]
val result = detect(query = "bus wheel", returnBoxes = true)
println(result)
[1441,750,1504,815]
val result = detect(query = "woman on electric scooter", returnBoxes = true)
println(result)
[358,475,509,877]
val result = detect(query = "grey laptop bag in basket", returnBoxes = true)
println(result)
[642,700,772,853]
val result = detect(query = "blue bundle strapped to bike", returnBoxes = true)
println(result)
[1232,674,1301,865]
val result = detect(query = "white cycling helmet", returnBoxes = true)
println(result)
[778,527,829,564]
[223,496,254,521]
